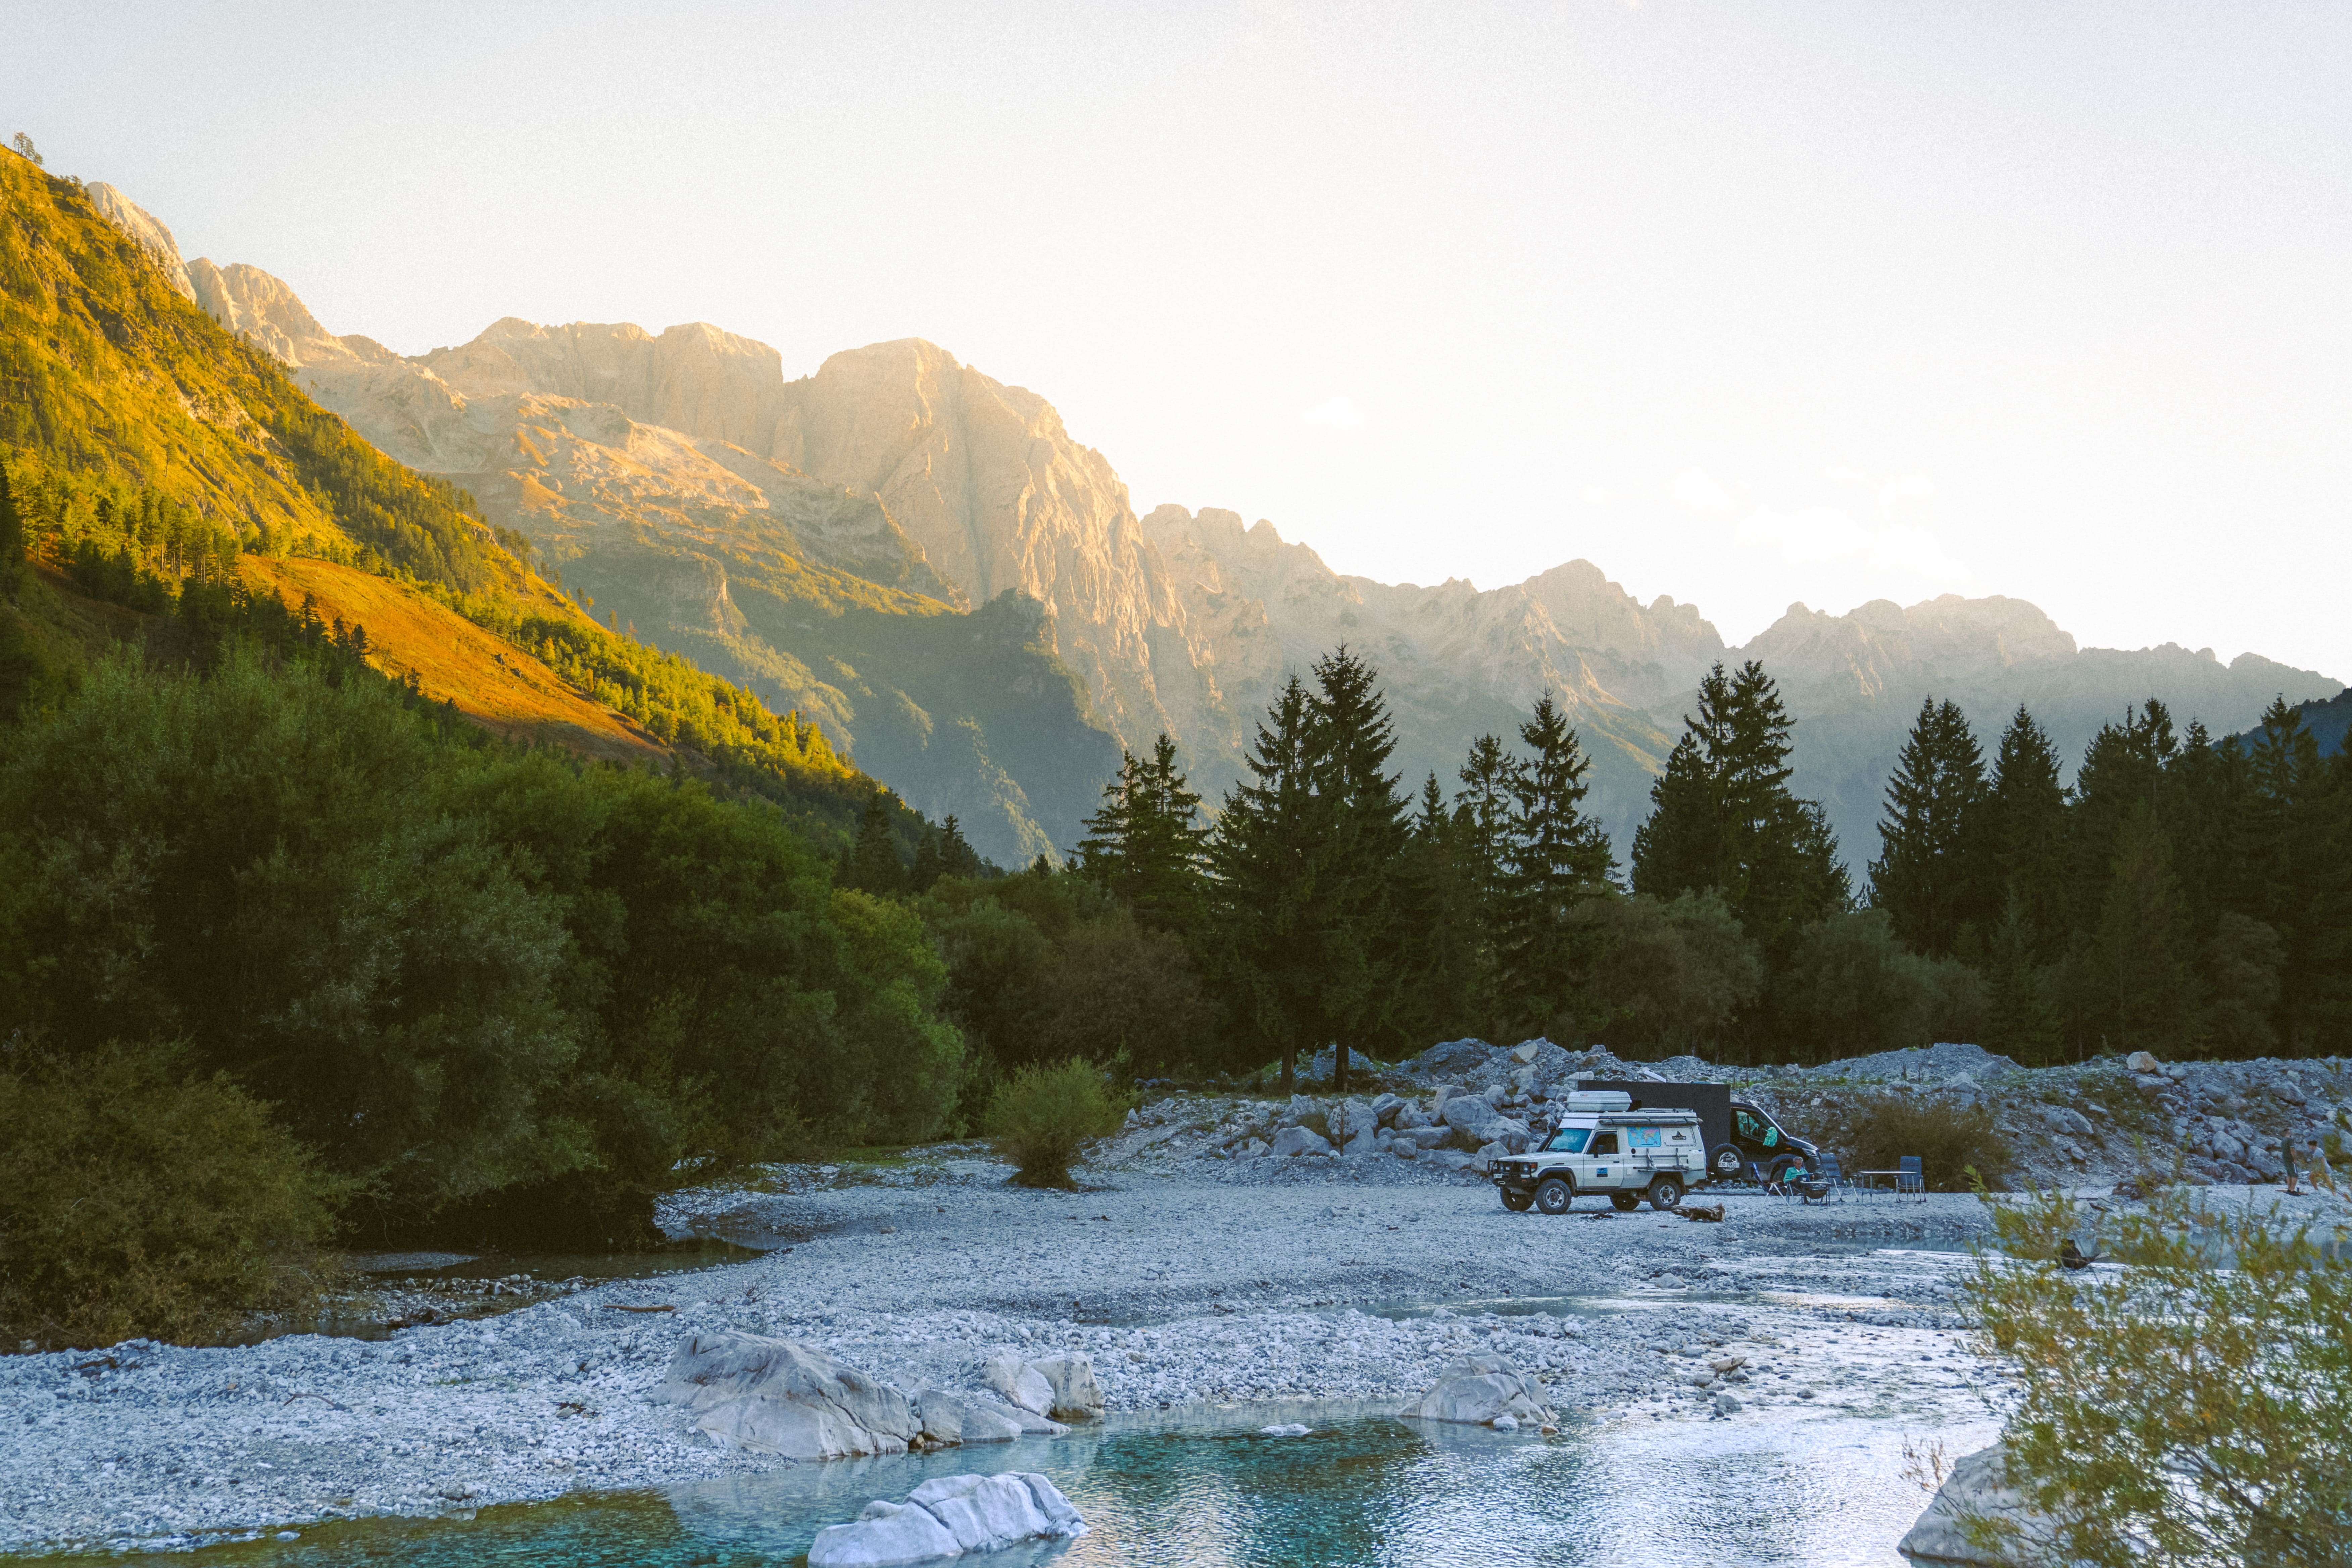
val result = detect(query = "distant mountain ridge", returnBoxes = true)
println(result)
[100,178,2342,871]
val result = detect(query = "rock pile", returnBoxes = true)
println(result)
[805,1472,1085,1566]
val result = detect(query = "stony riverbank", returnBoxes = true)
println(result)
[9,1051,2347,1559]
[1,1166,2029,1557]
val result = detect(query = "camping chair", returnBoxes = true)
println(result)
[1805,1151,1848,1203]
[1898,1155,1925,1196]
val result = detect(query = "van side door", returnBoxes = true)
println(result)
[1584,1130,1622,1188]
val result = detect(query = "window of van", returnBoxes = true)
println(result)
[1542,1127,1591,1154]
[1590,1132,1620,1156]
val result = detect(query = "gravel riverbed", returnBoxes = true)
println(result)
[1,1158,2041,1558]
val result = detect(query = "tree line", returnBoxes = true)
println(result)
[1060,648,2351,1087]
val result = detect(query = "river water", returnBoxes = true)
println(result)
[80,1401,1990,1567]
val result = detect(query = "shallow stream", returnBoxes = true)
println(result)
[72,1402,1991,1567]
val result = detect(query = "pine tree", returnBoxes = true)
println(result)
[845,790,905,896]
[1395,772,1477,1042]
[1076,733,1208,932]
[1208,678,1324,1090]
[1304,648,1410,1092]
[1631,659,1848,956]
[1982,706,2069,960]
[910,824,945,894]
[1869,698,1987,957]
[937,815,986,881]
[1497,693,1616,1032]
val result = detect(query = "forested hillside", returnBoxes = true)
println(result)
[0,145,997,1328]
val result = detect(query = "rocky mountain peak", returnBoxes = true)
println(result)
[84,182,195,301]
[184,259,351,367]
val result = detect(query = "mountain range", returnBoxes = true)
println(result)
[86,180,2343,869]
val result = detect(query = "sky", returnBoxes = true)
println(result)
[11,1,2351,678]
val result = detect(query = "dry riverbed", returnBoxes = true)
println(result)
[0,1155,2048,1558]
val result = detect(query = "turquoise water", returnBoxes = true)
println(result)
[86,1403,1980,1567]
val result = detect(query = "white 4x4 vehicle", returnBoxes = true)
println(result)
[1491,1092,1704,1215]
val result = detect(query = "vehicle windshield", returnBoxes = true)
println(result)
[1542,1127,1591,1154]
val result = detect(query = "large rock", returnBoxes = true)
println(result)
[1328,1098,1378,1143]
[1270,1125,1333,1158]
[982,1354,1055,1415]
[1440,1095,1528,1152]
[653,1332,918,1459]
[1898,1442,2056,1565]
[1392,1101,1432,1131]
[1410,1353,1554,1428]
[805,1472,1085,1566]
[1026,1355,1104,1420]
[909,1386,1027,1446]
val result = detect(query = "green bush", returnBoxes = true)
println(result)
[1831,1089,2011,1192]
[983,1059,1124,1188]
[1963,1185,2352,1566]
[0,1043,343,1350]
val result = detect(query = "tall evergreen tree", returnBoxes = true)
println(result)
[1396,772,1478,1043]
[1631,659,1848,956]
[1304,648,1411,1092]
[1076,733,1209,933]
[1870,697,1988,957]
[1981,706,2070,960]
[937,814,985,881]
[1497,694,1616,1032]
[910,824,945,894]
[1208,678,1324,1090]
[1451,732,1520,1024]
[842,789,905,896]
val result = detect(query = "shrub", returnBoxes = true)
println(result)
[1831,1089,2011,1192]
[983,1058,1124,1188]
[0,1042,344,1350]
[1963,1184,2352,1566]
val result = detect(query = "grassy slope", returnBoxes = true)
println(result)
[0,150,923,851]
[242,555,662,761]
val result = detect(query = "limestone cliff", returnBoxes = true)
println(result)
[136,198,2337,876]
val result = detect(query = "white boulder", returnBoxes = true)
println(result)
[652,1332,918,1460]
[1410,1353,1554,1428]
[806,1472,1085,1566]
[1270,1125,1332,1158]
[982,1354,1055,1415]
[910,1386,1027,1446]
[1026,1354,1104,1419]
[1898,1443,2056,1565]
[2125,1050,2161,1074]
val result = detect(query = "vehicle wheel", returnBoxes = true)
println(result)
[1500,1187,1534,1212]
[1709,1143,1746,1181]
[1648,1175,1685,1211]
[1609,1192,1639,1212]
[1535,1178,1575,1215]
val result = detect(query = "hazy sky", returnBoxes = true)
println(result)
[14,2,2350,679]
